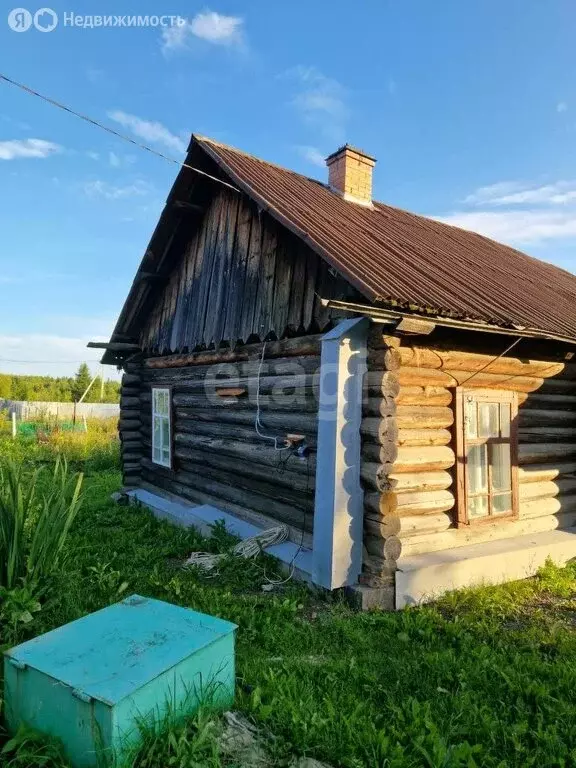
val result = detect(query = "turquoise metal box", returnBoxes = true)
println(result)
[3,595,237,767]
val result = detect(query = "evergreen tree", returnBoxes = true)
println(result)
[72,363,92,402]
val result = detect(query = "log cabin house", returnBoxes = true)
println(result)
[94,135,576,609]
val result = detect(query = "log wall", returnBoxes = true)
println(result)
[361,329,576,586]
[121,336,320,546]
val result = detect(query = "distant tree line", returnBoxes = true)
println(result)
[0,363,121,403]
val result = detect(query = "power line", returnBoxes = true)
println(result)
[0,72,240,194]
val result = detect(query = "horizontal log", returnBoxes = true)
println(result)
[175,447,315,493]
[363,403,454,429]
[146,335,323,368]
[395,386,453,407]
[361,466,453,494]
[364,512,453,538]
[519,478,576,501]
[519,408,576,426]
[391,366,576,394]
[174,432,316,475]
[361,440,398,466]
[119,430,141,443]
[518,392,576,409]
[361,417,398,444]
[171,374,319,397]
[139,477,313,549]
[391,345,566,379]
[141,460,313,532]
[387,470,453,493]
[123,461,141,473]
[122,451,142,463]
[177,459,314,512]
[397,510,576,558]
[520,494,576,519]
[176,423,318,449]
[362,554,398,578]
[175,408,318,434]
[144,355,322,384]
[519,428,576,443]
[519,443,576,464]
[362,371,401,397]
[364,489,455,517]
[364,534,402,561]
[397,405,453,429]
[121,396,141,408]
[519,463,576,483]
[362,445,455,473]
[380,348,401,371]
[119,419,141,432]
[120,439,141,451]
[122,373,141,386]
[361,463,388,492]
[121,386,140,398]
[159,392,320,413]
[397,428,452,447]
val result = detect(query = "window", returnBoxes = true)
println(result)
[152,387,172,468]
[455,389,518,525]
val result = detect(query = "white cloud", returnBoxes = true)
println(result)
[86,150,100,161]
[0,333,120,378]
[284,66,348,144]
[295,145,326,168]
[464,180,576,207]
[557,101,568,113]
[0,139,61,160]
[83,179,152,200]
[161,10,245,54]
[434,209,576,246]
[109,151,121,168]
[107,110,187,154]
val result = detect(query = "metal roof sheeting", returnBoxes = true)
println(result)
[196,135,576,342]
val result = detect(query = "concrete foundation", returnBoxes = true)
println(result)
[396,527,576,608]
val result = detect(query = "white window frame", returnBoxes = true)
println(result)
[151,387,172,468]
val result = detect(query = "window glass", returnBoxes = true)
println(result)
[468,495,489,519]
[152,388,171,467]
[500,403,511,438]
[478,402,499,438]
[460,390,516,524]
[493,493,512,515]
[467,444,488,494]
[491,443,511,491]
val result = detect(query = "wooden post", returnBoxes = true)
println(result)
[312,317,369,589]
[11,411,16,439]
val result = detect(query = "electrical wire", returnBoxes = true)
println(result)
[254,342,291,451]
[0,73,240,194]
[183,525,290,572]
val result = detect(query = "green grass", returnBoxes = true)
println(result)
[2,434,576,766]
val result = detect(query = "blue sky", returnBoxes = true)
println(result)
[1,0,575,376]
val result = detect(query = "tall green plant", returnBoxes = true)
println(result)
[0,458,83,589]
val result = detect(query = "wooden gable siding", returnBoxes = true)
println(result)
[360,329,576,586]
[139,189,358,355]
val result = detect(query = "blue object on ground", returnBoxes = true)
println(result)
[3,595,237,767]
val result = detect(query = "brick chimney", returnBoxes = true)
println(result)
[325,144,376,207]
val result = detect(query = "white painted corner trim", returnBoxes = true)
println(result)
[312,317,369,589]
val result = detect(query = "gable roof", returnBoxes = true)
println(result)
[196,135,576,342]
[101,134,576,363]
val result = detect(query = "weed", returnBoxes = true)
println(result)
[2,433,576,767]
